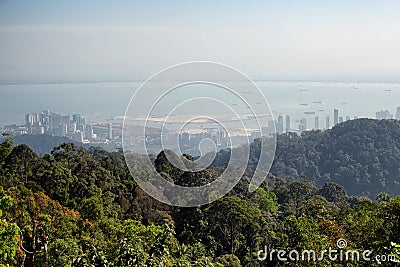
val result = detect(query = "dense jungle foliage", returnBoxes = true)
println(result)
[214,118,400,197]
[1,119,400,266]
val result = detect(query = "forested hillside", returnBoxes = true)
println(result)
[12,134,85,155]
[1,120,400,266]
[214,119,400,197]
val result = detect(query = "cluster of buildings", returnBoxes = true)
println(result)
[148,128,230,154]
[2,106,400,153]
[177,128,229,150]
[249,106,400,140]
[376,107,400,120]
[250,108,347,139]
[4,110,115,143]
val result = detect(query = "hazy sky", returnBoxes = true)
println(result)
[0,0,399,83]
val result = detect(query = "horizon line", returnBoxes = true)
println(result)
[1,79,400,86]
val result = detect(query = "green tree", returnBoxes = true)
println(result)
[0,186,20,266]
[204,197,269,263]
[5,144,37,183]
[255,187,278,215]
[0,133,13,165]
[215,254,241,267]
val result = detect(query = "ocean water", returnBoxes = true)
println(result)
[1,81,400,128]
[0,81,136,126]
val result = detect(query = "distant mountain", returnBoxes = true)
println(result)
[213,119,400,197]
[13,134,86,155]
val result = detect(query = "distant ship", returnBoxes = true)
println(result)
[313,101,323,104]
[318,109,324,112]
[300,103,308,106]
[232,103,238,106]
[299,89,309,92]
[385,89,392,92]
[304,111,316,115]
[352,86,359,89]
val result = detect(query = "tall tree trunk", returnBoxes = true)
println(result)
[30,221,37,267]
[44,242,49,267]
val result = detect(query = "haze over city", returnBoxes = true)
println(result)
[2,1,400,130]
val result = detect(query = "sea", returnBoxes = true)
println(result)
[1,81,400,129]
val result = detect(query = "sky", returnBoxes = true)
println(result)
[0,0,399,83]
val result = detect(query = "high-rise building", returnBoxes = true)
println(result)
[339,117,343,123]
[70,122,77,133]
[49,113,62,131]
[218,130,228,148]
[25,114,33,125]
[39,112,47,125]
[77,123,85,135]
[108,122,113,139]
[25,113,39,125]
[314,116,319,130]
[72,114,81,126]
[59,123,68,137]
[62,115,70,124]
[285,115,291,132]
[299,118,307,133]
[251,131,262,140]
[334,109,339,125]
[262,120,275,136]
[376,110,393,120]
[85,124,93,139]
[179,132,190,146]
[326,116,330,129]
[395,107,400,120]
[277,115,284,134]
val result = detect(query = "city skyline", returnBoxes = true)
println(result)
[3,105,400,144]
